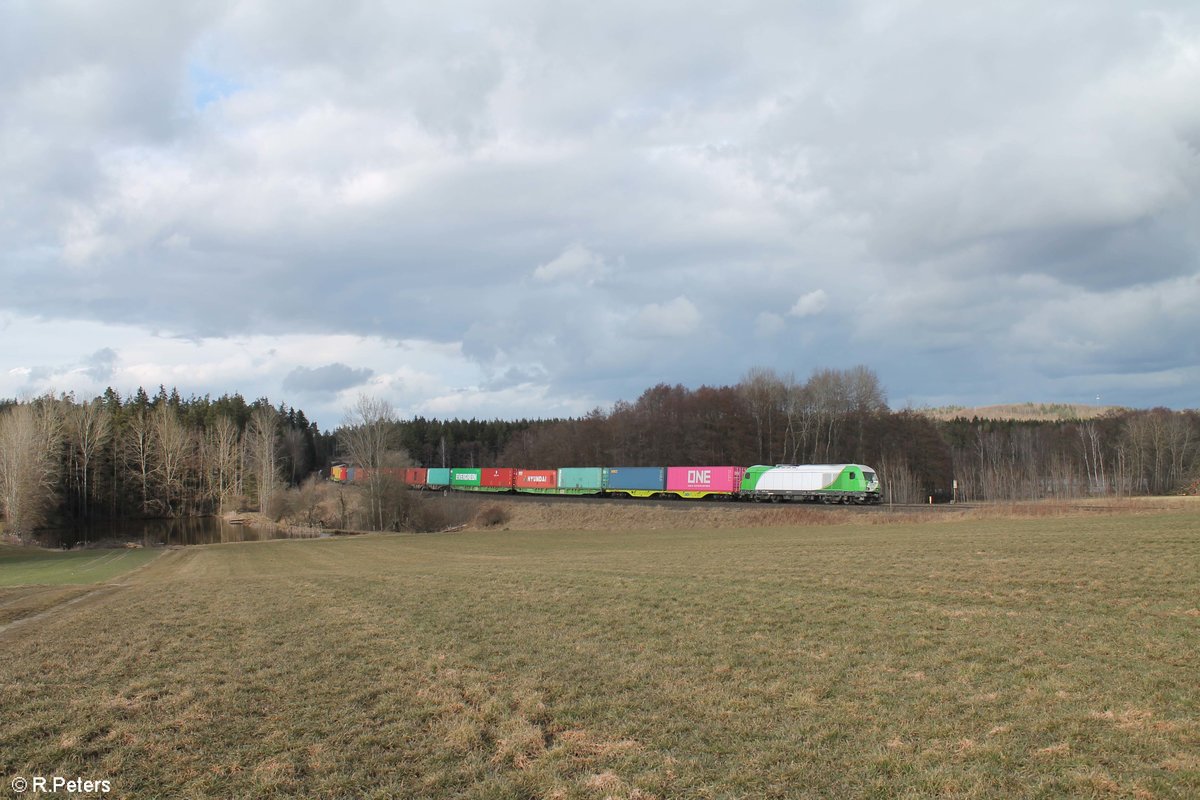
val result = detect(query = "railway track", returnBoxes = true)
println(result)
[417,490,975,513]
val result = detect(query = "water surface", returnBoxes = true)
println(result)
[36,517,314,549]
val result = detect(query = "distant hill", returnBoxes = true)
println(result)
[917,402,1124,422]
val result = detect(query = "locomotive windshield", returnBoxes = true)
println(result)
[864,471,877,483]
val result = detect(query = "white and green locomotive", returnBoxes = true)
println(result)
[739,464,881,504]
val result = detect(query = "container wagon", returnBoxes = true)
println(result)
[665,466,745,499]
[450,468,514,492]
[604,467,666,497]
[515,469,558,493]
[557,467,604,495]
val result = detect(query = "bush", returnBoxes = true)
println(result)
[406,495,476,533]
[265,490,293,523]
[474,504,511,528]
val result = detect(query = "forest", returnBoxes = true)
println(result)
[0,387,335,536]
[1,366,1197,537]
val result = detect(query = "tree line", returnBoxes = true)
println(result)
[388,366,1199,504]
[0,387,335,536]
[4,367,1197,537]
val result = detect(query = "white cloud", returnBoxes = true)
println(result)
[789,289,828,318]
[0,313,601,428]
[532,243,605,282]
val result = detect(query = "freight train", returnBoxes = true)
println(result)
[330,463,882,504]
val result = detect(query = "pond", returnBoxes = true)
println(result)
[34,517,318,549]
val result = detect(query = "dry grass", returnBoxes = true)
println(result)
[0,545,164,627]
[1,510,1197,798]
[447,494,1194,533]
[918,402,1123,421]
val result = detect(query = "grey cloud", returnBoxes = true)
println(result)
[282,363,374,395]
[484,365,550,391]
[3,2,1200,414]
[83,347,118,381]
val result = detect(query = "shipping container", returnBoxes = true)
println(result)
[425,468,452,488]
[665,466,745,498]
[557,467,603,494]
[353,467,407,482]
[330,465,347,482]
[480,468,514,491]
[604,466,666,495]
[404,467,427,487]
[516,469,558,491]
[450,468,482,489]
[346,467,358,482]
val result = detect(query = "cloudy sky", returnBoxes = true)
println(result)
[2,1,1198,427]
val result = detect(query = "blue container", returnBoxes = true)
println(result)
[346,467,358,482]
[425,468,451,487]
[604,467,666,492]
[557,467,603,493]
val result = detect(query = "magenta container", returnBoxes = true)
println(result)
[666,466,744,493]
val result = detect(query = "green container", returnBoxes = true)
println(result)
[450,468,481,488]
[557,467,603,494]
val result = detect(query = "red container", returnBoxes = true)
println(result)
[666,466,744,494]
[353,467,411,482]
[515,469,558,490]
[480,468,515,489]
[404,467,427,486]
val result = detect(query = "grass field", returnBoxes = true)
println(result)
[1,511,1197,798]
[0,545,162,588]
[0,546,163,627]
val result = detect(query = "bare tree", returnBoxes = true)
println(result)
[783,379,813,464]
[205,414,241,512]
[0,399,65,536]
[738,367,788,464]
[125,408,155,515]
[246,405,281,515]
[69,398,112,521]
[339,395,405,530]
[876,453,921,504]
[151,404,193,516]
[806,368,847,462]
[1078,421,1108,495]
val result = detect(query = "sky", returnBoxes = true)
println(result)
[2,0,1198,429]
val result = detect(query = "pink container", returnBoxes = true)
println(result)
[666,466,745,494]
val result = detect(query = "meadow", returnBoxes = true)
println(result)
[1,510,1197,798]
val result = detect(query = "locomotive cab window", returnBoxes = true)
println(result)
[849,471,856,480]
